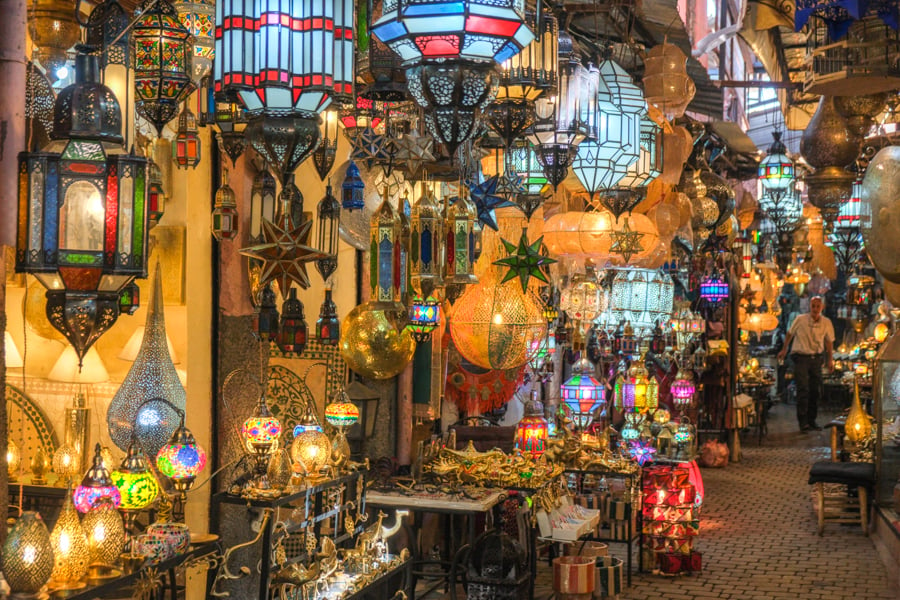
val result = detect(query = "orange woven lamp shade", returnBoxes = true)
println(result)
[450,273,547,371]
[543,210,615,260]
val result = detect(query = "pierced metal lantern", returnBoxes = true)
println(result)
[28,0,81,76]
[445,191,478,286]
[410,187,444,300]
[131,0,196,135]
[173,104,201,169]
[16,51,149,364]
[249,168,277,244]
[370,194,404,309]
[342,161,366,211]
[316,183,341,283]
[277,288,308,355]
[85,0,131,70]
[211,171,239,241]
[313,109,340,181]
[316,289,341,345]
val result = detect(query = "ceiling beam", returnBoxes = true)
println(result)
[715,80,801,88]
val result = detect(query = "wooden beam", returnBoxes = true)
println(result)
[715,80,801,89]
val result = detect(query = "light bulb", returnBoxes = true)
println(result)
[492,313,504,325]
[23,546,36,565]
[56,65,68,79]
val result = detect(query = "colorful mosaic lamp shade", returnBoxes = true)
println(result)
[214,0,354,116]
[561,357,605,430]
[131,0,196,134]
[325,397,360,430]
[111,440,160,513]
[242,396,283,455]
[16,50,149,365]
[758,131,794,191]
[74,444,123,513]
[515,393,549,458]
[406,296,442,342]
[156,421,207,500]
[699,275,729,301]
[292,403,324,437]
[670,372,696,410]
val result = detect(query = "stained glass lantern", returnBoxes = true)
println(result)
[316,183,341,283]
[211,170,239,241]
[670,371,696,411]
[16,50,150,365]
[148,158,167,226]
[250,168,277,243]
[515,392,549,458]
[342,161,366,211]
[560,267,607,327]
[174,0,215,82]
[616,358,658,414]
[758,131,794,191]
[74,444,122,513]
[316,289,341,345]
[410,188,444,300]
[370,196,404,309]
[173,104,201,169]
[156,421,207,501]
[131,0,195,135]
[699,275,729,302]
[561,357,605,430]
[734,236,753,278]
[445,192,479,287]
[255,285,280,340]
[1,512,54,596]
[407,296,441,342]
[508,142,550,199]
[598,269,675,336]
[277,288,308,355]
[848,273,876,306]
[110,440,160,531]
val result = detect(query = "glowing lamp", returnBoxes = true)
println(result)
[758,131,794,191]
[111,441,160,513]
[82,501,126,565]
[7,440,21,482]
[50,492,90,589]
[515,393,548,458]
[292,404,323,437]
[875,323,890,343]
[406,296,441,342]
[290,429,331,476]
[1,512,54,596]
[52,443,82,484]
[156,422,207,500]
[561,358,604,430]
[324,400,360,429]
[670,372,696,410]
[74,444,122,514]
[699,276,729,301]
[845,378,872,443]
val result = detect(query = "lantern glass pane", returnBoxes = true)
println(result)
[61,181,104,252]
[118,176,134,259]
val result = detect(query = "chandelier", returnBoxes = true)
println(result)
[827,179,864,273]
[597,268,674,336]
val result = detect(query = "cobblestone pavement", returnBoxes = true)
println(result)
[532,403,900,600]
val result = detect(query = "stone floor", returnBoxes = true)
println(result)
[422,401,900,600]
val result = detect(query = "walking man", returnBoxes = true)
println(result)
[776,296,835,432]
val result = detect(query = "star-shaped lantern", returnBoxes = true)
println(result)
[239,215,328,298]
[394,129,435,179]
[493,231,557,292]
[468,175,517,231]
[348,128,391,171]
[610,218,646,263]
[627,440,657,466]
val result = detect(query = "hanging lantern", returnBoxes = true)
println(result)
[445,192,478,287]
[642,42,695,119]
[410,187,444,300]
[173,0,216,82]
[27,0,81,76]
[313,109,340,181]
[616,358,658,413]
[147,158,168,226]
[131,0,195,135]
[615,116,663,191]
[277,288,308,355]
[16,51,149,364]
[848,273,876,306]
[340,301,416,379]
[173,104,201,169]
[370,194,404,309]
[49,492,90,589]
[74,444,122,513]
[699,275,730,302]
[156,421,207,501]
[561,357,604,430]
[670,371,695,411]
[315,289,341,345]
[507,141,550,199]
[406,296,441,342]
[211,170,239,241]
[598,268,674,335]
[249,168,277,244]
[515,392,549,458]
[316,183,341,283]
[758,131,795,191]
[542,210,616,260]
[342,161,366,211]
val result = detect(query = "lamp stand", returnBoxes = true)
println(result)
[63,390,91,474]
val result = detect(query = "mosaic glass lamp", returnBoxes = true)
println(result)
[561,357,605,430]
[406,296,441,342]
[111,439,160,531]
[131,0,195,134]
[325,389,360,466]
[699,275,729,302]
[16,49,149,364]
[1,512,54,597]
[74,444,122,513]
[156,420,207,502]
[241,394,283,490]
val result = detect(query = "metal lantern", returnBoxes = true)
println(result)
[16,51,149,364]
[445,191,478,287]
[148,158,167,225]
[74,444,122,513]
[598,269,675,336]
[410,187,444,300]
[277,288,308,355]
[255,284,280,340]
[642,42,695,119]
[370,194,404,309]
[316,289,341,345]
[342,161,366,211]
[316,183,341,283]
[670,371,695,411]
[131,0,196,134]
[758,131,794,191]
[313,109,340,181]
[28,0,81,76]
[515,392,549,458]
[406,295,441,342]
[156,421,207,501]
[1,512,54,597]
[173,104,201,169]
[110,440,160,515]
[249,168,277,244]
[211,170,239,241]
[49,493,90,588]
[561,357,604,430]
[173,0,215,82]
[699,275,729,302]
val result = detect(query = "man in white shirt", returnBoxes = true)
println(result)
[777,296,835,432]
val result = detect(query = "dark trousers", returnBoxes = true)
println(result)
[792,354,823,428]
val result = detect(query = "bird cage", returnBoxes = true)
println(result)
[804,16,900,96]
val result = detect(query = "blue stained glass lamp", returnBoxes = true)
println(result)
[699,276,730,302]
[561,357,605,430]
[370,195,404,311]
[342,161,366,211]
[758,131,795,191]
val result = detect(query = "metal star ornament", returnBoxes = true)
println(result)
[610,217,646,263]
[394,129,435,179]
[239,214,328,298]
[493,231,557,292]
[467,175,517,231]
[348,127,391,170]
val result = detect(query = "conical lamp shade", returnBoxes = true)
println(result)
[48,346,109,383]
[107,264,186,457]
[5,331,23,368]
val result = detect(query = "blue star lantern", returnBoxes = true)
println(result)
[467,175,516,231]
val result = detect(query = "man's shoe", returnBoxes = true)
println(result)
[809,423,822,431]
[800,426,810,433]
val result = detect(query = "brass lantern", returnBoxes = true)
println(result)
[16,50,149,364]
[172,104,201,169]
[28,0,81,77]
